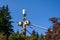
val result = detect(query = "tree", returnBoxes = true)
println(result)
[0,5,13,40]
[49,17,58,23]
[39,34,44,40]
[8,33,25,40]
[0,32,6,40]
[45,17,60,40]
[32,30,36,36]
[31,30,39,40]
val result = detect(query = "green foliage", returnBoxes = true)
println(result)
[0,32,6,40]
[8,33,25,40]
[28,36,38,40]
[0,5,13,40]
[8,32,39,40]
[31,30,39,40]
[32,30,36,36]
[38,34,44,40]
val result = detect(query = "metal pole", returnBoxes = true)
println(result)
[22,9,26,36]
[18,9,48,36]
[22,19,26,36]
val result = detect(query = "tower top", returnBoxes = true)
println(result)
[22,9,26,15]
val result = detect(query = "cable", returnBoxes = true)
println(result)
[26,29,32,35]
[30,24,48,30]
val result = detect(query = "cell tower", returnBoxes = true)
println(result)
[18,9,48,36]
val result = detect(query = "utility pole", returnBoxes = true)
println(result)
[18,9,48,36]
[18,9,30,36]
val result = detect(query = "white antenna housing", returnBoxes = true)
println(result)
[22,9,26,15]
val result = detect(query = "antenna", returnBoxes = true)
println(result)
[22,9,26,15]
[18,9,48,36]
[22,9,26,17]
[18,9,30,36]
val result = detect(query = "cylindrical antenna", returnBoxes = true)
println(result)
[22,9,26,17]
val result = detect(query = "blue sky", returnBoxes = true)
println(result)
[0,0,60,35]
